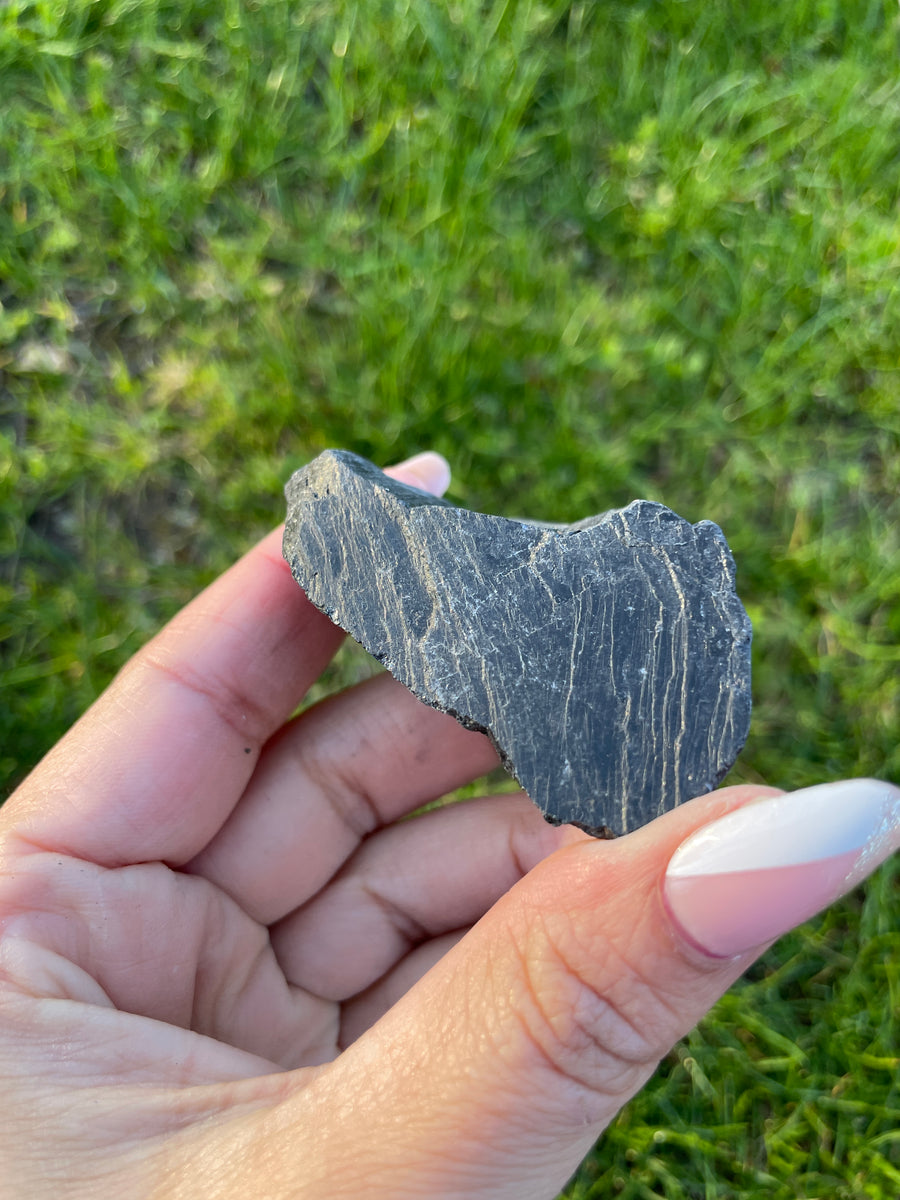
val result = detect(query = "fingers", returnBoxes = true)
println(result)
[1,454,451,868]
[188,673,500,924]
[338,931,465,1048]
[270,792,582,998]
[258,780,899,1200]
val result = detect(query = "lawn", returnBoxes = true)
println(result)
[2,1,899,1196]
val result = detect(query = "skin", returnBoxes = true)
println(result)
[0,457,808,1199]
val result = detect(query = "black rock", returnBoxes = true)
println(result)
[283,450,752,836]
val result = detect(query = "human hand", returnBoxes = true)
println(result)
[1,452,897,1200]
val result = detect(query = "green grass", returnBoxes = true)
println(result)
[1,1,899,1195]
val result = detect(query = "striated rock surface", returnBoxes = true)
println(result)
[283,450,752,836]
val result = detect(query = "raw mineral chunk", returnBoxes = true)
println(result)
[283,450,752,836]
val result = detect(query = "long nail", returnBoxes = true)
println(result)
[663,779,900,959]
[392,452,452,497]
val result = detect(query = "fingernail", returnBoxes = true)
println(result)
[395,452,452,497]
[663,779,900,959]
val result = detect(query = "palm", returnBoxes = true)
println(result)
[1,852,337,1084]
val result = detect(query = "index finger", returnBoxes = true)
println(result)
[2,454,452,868]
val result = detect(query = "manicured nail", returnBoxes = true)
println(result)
[664,779,900,959]
[394,452,452,497]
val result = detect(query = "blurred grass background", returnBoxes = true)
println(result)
[1,1,898,1196]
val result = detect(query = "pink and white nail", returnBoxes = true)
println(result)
[664,779,900,959]
[391,452,452,497]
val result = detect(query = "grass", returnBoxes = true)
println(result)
[1,0,899,1195]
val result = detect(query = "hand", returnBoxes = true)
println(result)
[1,452,897,1200]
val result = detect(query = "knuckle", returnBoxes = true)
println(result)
[508,911,680,1105]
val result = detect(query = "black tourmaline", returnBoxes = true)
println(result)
[283,450,752,836]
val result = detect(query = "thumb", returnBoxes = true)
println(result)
[272,779,899,1200]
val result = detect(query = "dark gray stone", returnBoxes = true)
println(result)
[283,450,752,836]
